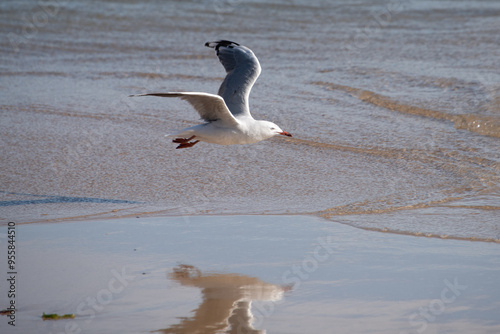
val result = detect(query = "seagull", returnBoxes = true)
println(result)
[130,40,292,149]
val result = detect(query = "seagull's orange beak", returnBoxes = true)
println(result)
[279,131,292,137]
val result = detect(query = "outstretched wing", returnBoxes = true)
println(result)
[205,40,261,118]
[130,92,239,126]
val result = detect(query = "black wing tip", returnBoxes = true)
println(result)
[205,40,240,51]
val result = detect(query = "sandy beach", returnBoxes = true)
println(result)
[1,0,500,332]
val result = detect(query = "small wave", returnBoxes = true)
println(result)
[2,104,106,120]
[313,81,500,138]
[355,226,500,243]
[2,71,70,77]
[310,198,500,243]
[453,114,500,138]
[97,71,222,81]
[313,196,463,218]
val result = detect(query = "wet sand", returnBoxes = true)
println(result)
[1,215,499,334]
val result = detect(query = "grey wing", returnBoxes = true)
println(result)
[205,40,261,118]
[130,92,239,126]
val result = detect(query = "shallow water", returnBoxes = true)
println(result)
[0,0,499,240]
[1,216,500,334]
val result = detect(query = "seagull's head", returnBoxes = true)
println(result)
[257,120,292,140]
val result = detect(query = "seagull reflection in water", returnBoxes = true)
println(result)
[154,264,289,334]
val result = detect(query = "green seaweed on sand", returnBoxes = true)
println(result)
[42,312,75,320]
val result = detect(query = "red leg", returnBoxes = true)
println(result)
[172,135,196,144]
[176,140,200,149]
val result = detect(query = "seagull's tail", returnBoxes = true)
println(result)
[165,131,182,139]
[165,129,195,139]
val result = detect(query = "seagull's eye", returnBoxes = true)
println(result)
[270,127,276,130]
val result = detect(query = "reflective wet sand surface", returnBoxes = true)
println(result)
[2,216,499,333]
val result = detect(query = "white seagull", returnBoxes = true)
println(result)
[130,40,292,149]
